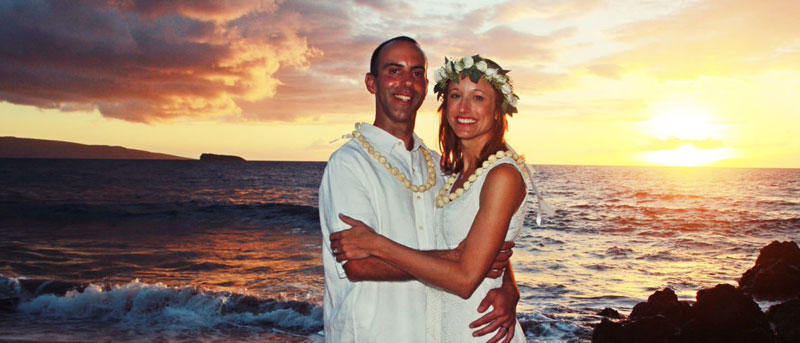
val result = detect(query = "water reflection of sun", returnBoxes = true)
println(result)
[639,103,735,166]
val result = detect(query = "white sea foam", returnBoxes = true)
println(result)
[14,279,323,334]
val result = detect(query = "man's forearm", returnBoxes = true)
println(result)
[343,249,459,281]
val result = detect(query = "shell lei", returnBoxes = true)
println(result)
[352,129,437,193]
[435,150,526,208]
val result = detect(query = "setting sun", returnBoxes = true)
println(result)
[638,103,736,166]
[642,103,723,141]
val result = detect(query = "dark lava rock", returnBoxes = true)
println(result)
[593,288,689,343]
[739,241,800,300]
[680,283,773,343]
[598,307,624,319]
[767,298,800,343]
[593,285,774,343]
[629,288,691,325]
[199,153,245,162]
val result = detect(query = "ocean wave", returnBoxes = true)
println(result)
[0,276,322,334]
[0,200,320,231]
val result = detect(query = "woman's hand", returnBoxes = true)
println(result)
[330,214,380,262]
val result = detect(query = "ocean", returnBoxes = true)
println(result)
[0,159,798,342]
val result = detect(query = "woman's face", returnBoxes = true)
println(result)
[445,76,499,144]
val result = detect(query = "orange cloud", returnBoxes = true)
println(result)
[0,0,317,122]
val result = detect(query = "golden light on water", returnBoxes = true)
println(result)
[640,144,737,167]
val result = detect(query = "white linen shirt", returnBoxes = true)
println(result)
[319,123,443,343]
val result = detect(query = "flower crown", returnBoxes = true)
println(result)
[433,55,519,115]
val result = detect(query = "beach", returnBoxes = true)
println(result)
[0,159,798,342]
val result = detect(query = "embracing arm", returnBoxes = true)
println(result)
[343,249,461,281]
[335,164,525,298]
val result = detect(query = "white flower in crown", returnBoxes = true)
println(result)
[461,56,474,69]
[509,94,518,107]
[501,83,512,95]
[434,67,447,83]
[454,60,464,73]
[475,60,488,72]
[486,68,498,77]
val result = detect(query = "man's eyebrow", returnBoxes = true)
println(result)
[381,62,404,70]
[381,63,426,70]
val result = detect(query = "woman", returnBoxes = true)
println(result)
[331,55,529,343]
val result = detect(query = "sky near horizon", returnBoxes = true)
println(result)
[1,0,798,167]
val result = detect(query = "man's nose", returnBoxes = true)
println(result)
[402,74,413,87]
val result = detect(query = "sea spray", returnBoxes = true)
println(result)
[8,278,322,334]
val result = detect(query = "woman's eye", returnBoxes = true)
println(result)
[413,71,423,77]
[474,95,484,101]
[450,93,461,99]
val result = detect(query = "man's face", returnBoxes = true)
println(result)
[366,41,428,125]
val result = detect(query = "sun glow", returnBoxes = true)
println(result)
[639,103,735,166]
[643,104,723,141]
[640,144,736,167]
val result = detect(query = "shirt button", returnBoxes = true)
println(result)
[416,195,421,200]
[418,226,424,231]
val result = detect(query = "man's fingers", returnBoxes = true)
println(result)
[490,260,507,271]
[338,213,361,226]
[501,324,515,343]
[486,269,503,279]
[330,241,342,253]
[495,249,512,262]
[483,325,507,343]
[500,241,515,251]
[475,289,496,315]
[470,307,499,328]
[472,318,502,337]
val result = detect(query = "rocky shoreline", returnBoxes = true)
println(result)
[592,241,800,343]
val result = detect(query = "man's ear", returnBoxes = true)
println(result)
[365,72,376,94]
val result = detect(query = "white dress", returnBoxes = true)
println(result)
[428,157,529,343]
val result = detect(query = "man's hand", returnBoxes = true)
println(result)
[486,242,514,279]
[470,270,520,343]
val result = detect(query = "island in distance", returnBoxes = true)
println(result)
[199,153,246,162]
[0,137,189,160]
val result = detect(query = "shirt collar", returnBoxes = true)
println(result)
[359,122,426,154]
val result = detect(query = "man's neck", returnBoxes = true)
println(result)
[373,118,415,151]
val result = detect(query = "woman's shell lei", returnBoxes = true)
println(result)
[432,55,519,115]
[435,150,526,208]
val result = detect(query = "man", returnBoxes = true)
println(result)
[319,36,519,342]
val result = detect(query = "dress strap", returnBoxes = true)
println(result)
[505,144,555,226]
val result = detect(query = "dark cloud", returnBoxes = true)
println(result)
[0,0,569,123]
[0,0,315,122]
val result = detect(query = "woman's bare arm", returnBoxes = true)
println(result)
[332,163,525,299]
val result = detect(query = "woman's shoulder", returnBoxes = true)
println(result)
[484,161,525,188]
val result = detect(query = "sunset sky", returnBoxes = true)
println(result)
[1,0,798,167]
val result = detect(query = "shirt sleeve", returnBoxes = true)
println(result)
[319,148,379,278]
